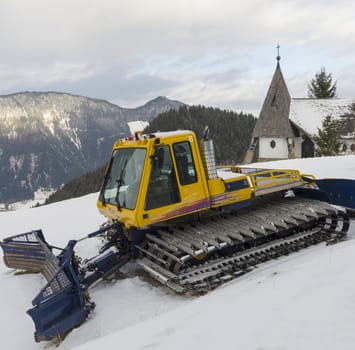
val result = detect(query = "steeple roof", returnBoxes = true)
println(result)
[253,61,294,138]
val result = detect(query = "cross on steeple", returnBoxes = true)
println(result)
[276,44,281,61]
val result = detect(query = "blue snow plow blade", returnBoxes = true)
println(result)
[27,240,94,342]
[0,232,93,342]
[316,179,355,210]
[0,223,126,342]
[0,230,54,274]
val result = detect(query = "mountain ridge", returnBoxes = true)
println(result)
[0,91,184,203]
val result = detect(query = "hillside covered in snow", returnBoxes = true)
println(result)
[0,92,183,203]
[0,155,354,350]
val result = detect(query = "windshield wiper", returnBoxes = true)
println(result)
[115,159,128,211]
[99,155,116,207]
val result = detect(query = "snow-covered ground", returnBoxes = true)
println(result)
[0,188,55,211]
[0,155,354,350]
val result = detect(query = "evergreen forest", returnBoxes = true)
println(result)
[144,105,256,164]
[46,105,256,204]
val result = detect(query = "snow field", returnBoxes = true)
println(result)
[0,155,354,349]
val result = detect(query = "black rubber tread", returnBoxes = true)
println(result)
[137,198,350,293]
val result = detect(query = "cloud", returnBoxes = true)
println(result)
[0,0,355,113]
[0,62,95,91]
[2,0,354,58]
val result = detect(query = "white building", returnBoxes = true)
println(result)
[244,57,355,163]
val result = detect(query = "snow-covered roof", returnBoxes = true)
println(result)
[289,98,354,135]
[153,130,193,138]
[127,120,149,134]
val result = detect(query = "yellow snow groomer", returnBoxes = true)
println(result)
[1,129,354,342]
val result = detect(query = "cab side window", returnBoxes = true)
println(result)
[173,141,197,185]
[144,145,180,210]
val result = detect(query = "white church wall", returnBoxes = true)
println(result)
[259,137,288,159]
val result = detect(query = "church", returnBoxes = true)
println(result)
[244,53,355,164]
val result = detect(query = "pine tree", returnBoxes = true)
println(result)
[143,105,256,164]
[338,103,355,135]
[314,115,341,156]
[308,67,337,98]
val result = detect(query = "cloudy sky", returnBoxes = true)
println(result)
[0,0,354,115]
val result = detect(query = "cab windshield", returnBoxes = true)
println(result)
[100,148,146,210]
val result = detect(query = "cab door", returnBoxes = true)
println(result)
[171,139,210,212]
[141,135,210,225]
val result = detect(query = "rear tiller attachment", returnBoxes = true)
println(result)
[0,223,128,342]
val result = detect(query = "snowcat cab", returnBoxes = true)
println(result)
[97,131,212,230]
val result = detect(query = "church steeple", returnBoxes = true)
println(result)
[243,47,295,163]
[243,47,315,164]
[252,49,292,139]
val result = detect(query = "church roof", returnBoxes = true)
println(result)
[289,98,355,135]
[253,62,294,138]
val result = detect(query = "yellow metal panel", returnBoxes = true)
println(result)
[139,131,211,225]
[97,130,307,230]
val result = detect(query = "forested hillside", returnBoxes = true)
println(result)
[46,105,256,203]
[144,105,256,164]
[45,165,106,204]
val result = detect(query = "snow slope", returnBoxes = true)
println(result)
[246,155,355,180]
[0,155,354,350]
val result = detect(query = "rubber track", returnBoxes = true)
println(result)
[137,198,350,293]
